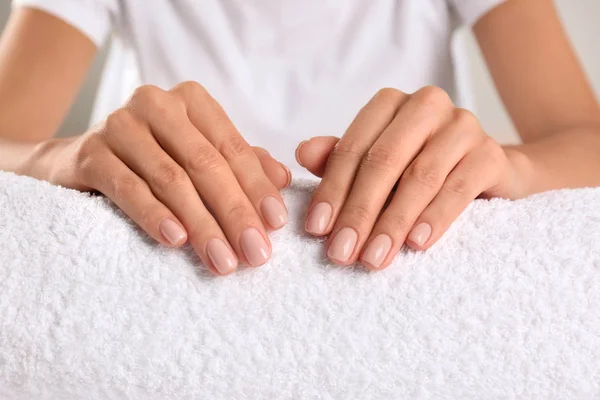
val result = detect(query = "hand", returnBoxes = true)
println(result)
[296,87,526,270]
[27,82,291,275]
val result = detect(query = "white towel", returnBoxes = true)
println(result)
[1,170,600,399]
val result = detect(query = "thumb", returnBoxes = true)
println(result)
[295,136,340,178]
[252,146,291,189]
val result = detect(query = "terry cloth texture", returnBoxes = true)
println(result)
[1,171,600,399]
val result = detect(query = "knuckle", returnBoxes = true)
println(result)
[132,84,163,103]
[104,108,134,136]
[407,160,443,189]
[111,175,142,203]
[382,212,412,233]
[360,146,399,171]
[375,87,404,103]
[75,135,97,163]
[150,97,177,120]
[218,136,252,161]
[443,175,470,197]
[131,85,177,117]
[228,201,249,218]
[342,204,375,226]
[184,143,224,175]
[172,80,209,101]
[136,206,155,228]
[415,85,453,109]
[151,162,188,190]
[453,107,479,129]
[223,201,254,227]
[330,139,365,162]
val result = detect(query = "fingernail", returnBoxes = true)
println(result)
[240,227,270,266]
[361,234,392,269]
[159,219,187,245]
[408,222,432,246]
[281,163,292,187]
[327,227,358,263]
[206,238,238,274]
[305,202,332,235]
[261,196,288,229]
[296,140,308,167]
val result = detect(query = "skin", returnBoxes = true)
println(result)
[27,83,293,276]
[1,1,599,274]
[296,0,600,270]
[0,8,291,275]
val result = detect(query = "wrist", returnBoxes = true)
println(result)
[502,145,536,199]
[20,137,70,182]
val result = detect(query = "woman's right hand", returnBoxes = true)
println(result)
[25,81,291,275]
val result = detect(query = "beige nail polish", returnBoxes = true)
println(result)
[296,140,308,167]
[327,227,358,262]
[281,163,292,187]
[206,238,238,274]
[240,227,270,266]
[408,222,432,246]
[261,196,288,229]
[305,202,332,235]
[159,219,187,245]
[361,234,392,268]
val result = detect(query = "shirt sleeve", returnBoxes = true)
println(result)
[11,0,118,46]
[448,0,506,26]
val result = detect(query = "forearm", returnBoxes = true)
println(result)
[505,125,600,198]
[0,136,72,182]
[0,137,39,175]
[0,8,97,176]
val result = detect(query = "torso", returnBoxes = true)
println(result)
[95,0,463,177]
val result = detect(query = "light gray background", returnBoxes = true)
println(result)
[1,1,599,144]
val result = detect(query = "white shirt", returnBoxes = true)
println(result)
[13,0,503,178]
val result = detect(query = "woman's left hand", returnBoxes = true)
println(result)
[296,86,530,270]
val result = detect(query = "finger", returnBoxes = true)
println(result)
[305,88,408,238]
[127,85,271,267]
[358,108,483,270]
[295,136,339,178]
[171,82,289,231]
[79,145,188,249]
[103,110,239,275]
[252,146,291,190]
[406,138,503,251]
[328,86,454,265]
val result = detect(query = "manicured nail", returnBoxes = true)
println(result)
[295,140,308,167]
[206,238,238,274]
[327,227,358,263]
[281,163,292,187]
[361,234,392,269]
[305,202,332,235]
[261,196,288,229]
[240,227,270,266]
[159,219,187,245]
[408,222,432,246]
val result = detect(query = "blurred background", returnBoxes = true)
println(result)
[0,1,598,144]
